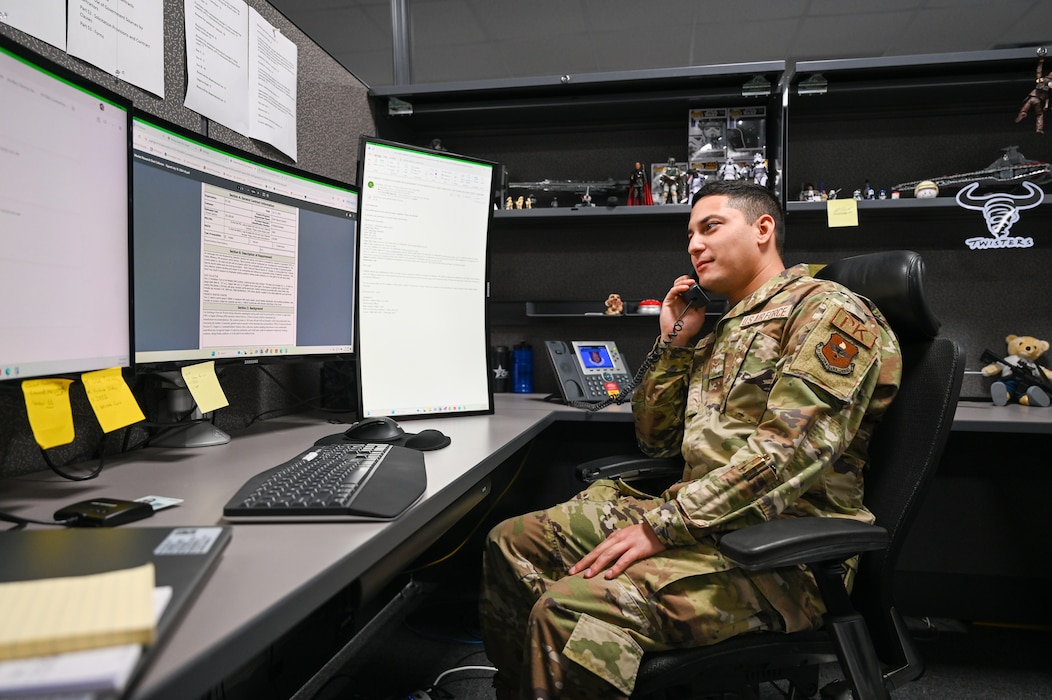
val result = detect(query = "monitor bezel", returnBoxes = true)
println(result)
[130,109,360,374]
[353,136,498,421]
[0,35,134,384]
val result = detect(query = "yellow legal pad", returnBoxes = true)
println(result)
[0,562,156,661]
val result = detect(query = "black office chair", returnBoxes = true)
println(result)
[576,250,965,699]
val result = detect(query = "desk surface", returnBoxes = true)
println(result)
[0,395,1047,699]
[0,396,564,699]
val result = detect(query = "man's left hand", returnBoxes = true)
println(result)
[569,523,667,579]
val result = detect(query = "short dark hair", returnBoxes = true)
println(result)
[692,180,784,253]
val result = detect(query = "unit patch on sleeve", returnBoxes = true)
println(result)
[815,332,859,375]
[786,303,880,402]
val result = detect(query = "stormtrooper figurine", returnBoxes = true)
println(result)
[751,153,769,187]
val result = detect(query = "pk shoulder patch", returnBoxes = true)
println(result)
[829,307,878,349]
[787,303,879,402]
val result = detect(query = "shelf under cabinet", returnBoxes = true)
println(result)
[499,301,729,318]
[494,204,691,220]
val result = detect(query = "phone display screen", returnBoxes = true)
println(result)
[578,345,615,370]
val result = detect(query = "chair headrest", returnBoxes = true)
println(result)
[814,250,941,342]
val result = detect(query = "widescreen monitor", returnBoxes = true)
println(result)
[356,137,496,419]
[0,37,132,382]
[132,114,359,370]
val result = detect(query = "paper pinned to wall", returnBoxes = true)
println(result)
[184,0,299,160]
[248,7,297,161]
[66,0,165,98]
[0,0,67,50]
[184,0,250,135]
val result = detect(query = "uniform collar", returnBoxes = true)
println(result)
[724,263,811,320]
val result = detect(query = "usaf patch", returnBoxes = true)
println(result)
[815,331,859,375]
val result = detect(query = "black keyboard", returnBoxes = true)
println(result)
[223,442,427,521]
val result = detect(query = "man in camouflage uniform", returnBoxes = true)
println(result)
[479,180,902,699]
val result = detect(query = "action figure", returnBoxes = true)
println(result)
[628,161,653,205]
[717,157,743,181]
[750,153,768,187]
[1016,51,1051,134]
[659,157,683,204]
[684,167,705,203]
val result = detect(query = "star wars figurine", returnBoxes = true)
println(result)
[750,153,768,187]
[718,157,743,181]
[659,157,683,204]
[628,161,654,205]
[684,167,705,203]
[1016,50,1051,134]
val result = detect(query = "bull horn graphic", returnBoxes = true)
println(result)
[956,180,1044,236]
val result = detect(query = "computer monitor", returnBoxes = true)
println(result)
[0,37,132,383]
[355,137,496,419]
[132,114,359,370]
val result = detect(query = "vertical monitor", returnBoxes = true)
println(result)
[356,138,496,419]
[132,114,359,368]
[0,37,132,382]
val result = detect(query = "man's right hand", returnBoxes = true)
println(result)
[660,276,708,345]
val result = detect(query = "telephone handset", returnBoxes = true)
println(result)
[682,283,710,308]
[544,340,633,403]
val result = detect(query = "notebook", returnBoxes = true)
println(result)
[0,526,231,696]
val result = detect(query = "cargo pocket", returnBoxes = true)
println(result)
[563,613,644,696]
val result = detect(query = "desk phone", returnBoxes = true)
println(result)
[544,340,633,403]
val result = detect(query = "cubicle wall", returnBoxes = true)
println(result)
[0,1,374,477]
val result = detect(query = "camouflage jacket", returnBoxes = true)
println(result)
[632,264,902,548]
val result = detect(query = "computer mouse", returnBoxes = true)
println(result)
[342,416,406,442]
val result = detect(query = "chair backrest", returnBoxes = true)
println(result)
[816,251,965,670]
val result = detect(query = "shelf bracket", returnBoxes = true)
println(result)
[741,74,772,97]
[798,73,828,96]
[387,97,413,116]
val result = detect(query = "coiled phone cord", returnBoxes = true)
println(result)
[569,299,701,412]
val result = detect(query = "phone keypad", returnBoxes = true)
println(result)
[586,373,630,398]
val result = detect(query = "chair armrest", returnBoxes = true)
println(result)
[718,518,889,571]
[576,455,682,483]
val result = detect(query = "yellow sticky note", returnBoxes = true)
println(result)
[82,367,146,433]
[181,361,229,414]
[21,379,76,449]
[827,199,859,228]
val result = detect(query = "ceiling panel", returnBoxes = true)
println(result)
[269,0,1052,88]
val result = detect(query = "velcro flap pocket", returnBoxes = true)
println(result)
[564,613,644,696]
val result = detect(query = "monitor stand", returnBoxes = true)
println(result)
[150,371,231,448]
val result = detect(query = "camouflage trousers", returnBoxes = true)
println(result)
[479,480,824,699]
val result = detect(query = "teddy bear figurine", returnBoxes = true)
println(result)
[981,334,1052,406]
[604,293,624,315]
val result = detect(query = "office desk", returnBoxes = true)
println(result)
[0,396,572,700]
[0,395,1047,698]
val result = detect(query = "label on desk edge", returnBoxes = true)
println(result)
[154,527,224,556]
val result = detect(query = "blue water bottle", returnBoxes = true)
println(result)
[512,341,534,393]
